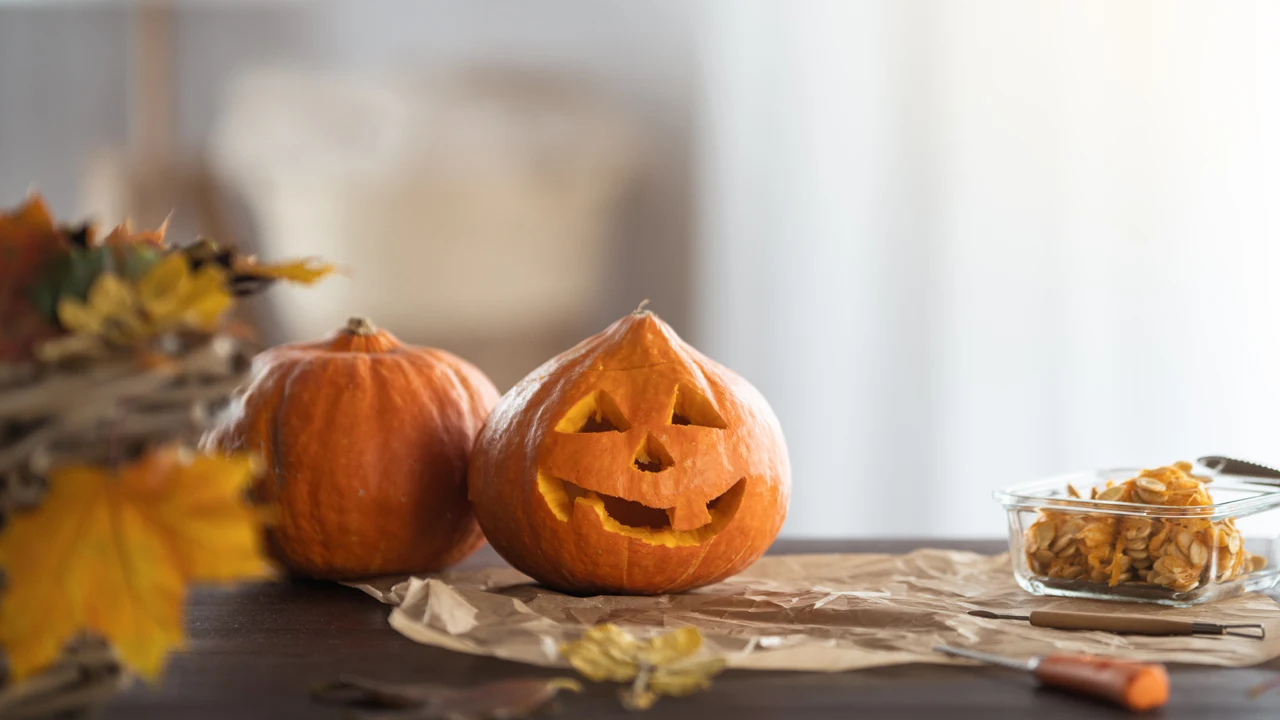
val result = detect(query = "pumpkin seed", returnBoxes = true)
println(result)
[1136,487,1169,504]
[1034,523,1055,552]
[1079,522,1112,547]
[1189,539,1208,566]
[1124,524,1152,540]
[1097,485,1126,502]
[1136,476,1168,493]
[1024,464,1259,591]
[1176,530,1195,555]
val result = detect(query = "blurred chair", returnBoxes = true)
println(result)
[79,1,307,243]
[206,66,639,388]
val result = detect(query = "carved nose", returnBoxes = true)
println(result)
[632,434,673,473]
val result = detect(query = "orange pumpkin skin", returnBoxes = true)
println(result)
[468,310,790,595]
[202,318,499,580]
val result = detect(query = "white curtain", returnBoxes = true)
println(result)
[697,0,1280,537]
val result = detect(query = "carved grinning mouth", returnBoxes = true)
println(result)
[537,473,746,547]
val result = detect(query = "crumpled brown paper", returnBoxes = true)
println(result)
[351,550,1280,671]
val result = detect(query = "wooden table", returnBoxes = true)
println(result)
[103,540,1280,719]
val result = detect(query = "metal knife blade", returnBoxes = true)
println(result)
[1197,456,1280,482]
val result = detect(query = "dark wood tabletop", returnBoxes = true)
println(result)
[102,539,1280,719]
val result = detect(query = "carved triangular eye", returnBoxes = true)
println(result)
[669,383,727,429]
[555,390,632,433]
[632,434,674,473]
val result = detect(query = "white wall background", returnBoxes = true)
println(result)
[6,1,1280,538]
[0,0,700,333]
[698,0,1280,537]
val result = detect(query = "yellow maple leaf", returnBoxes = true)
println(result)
[0,448,269,682]
[232,257,335,284]
[636,626,701,666]
[56,272,150,347]
[559,624,725,711]
[135,254,232,333]
[52,255,234,354]
[135,253,192,321]
[650,657,727,696]
[560,624,641,682]
[178,266,233,331]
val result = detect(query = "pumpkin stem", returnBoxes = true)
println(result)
[633,298,652,315]
[345,317,378,336]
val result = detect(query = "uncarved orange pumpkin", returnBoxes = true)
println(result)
[202,317,499,579]
[468,308,790,594]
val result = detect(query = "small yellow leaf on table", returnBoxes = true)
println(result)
[559,624,725,711]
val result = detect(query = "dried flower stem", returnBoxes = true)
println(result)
[0,334,252,522]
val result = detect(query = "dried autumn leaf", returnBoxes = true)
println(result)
[135,255,232,333]
[101,219,168,248]
[560,624,641,682]
[619,682,659,712]
[559,624,725,711]
[49,252,235,357]
[312,675,582,719]
[6,193,55,230]
[55,295,104,337]
[618,657,727,711]
[135,253,191,320]
[0,448,269,681]
[650,657,727,696]
[232,257,334,285]
[56,272,148,345]
[178,266,233,331]
[89,273,148,342]
[0,194,65,362]
[636,626,701,666]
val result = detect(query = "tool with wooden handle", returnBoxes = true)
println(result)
[934,645,1170,712]
[968,609,1265,639]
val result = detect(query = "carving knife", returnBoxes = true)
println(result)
[934,645,1169,712]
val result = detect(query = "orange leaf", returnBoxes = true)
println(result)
[0,194,66,361]
[101,218,168,248]
[5,193,55,233]
[0,448,269,682]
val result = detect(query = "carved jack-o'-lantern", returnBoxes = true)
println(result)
[468,308,790,594]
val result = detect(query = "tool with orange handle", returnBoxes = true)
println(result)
[934,645,1170,712]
